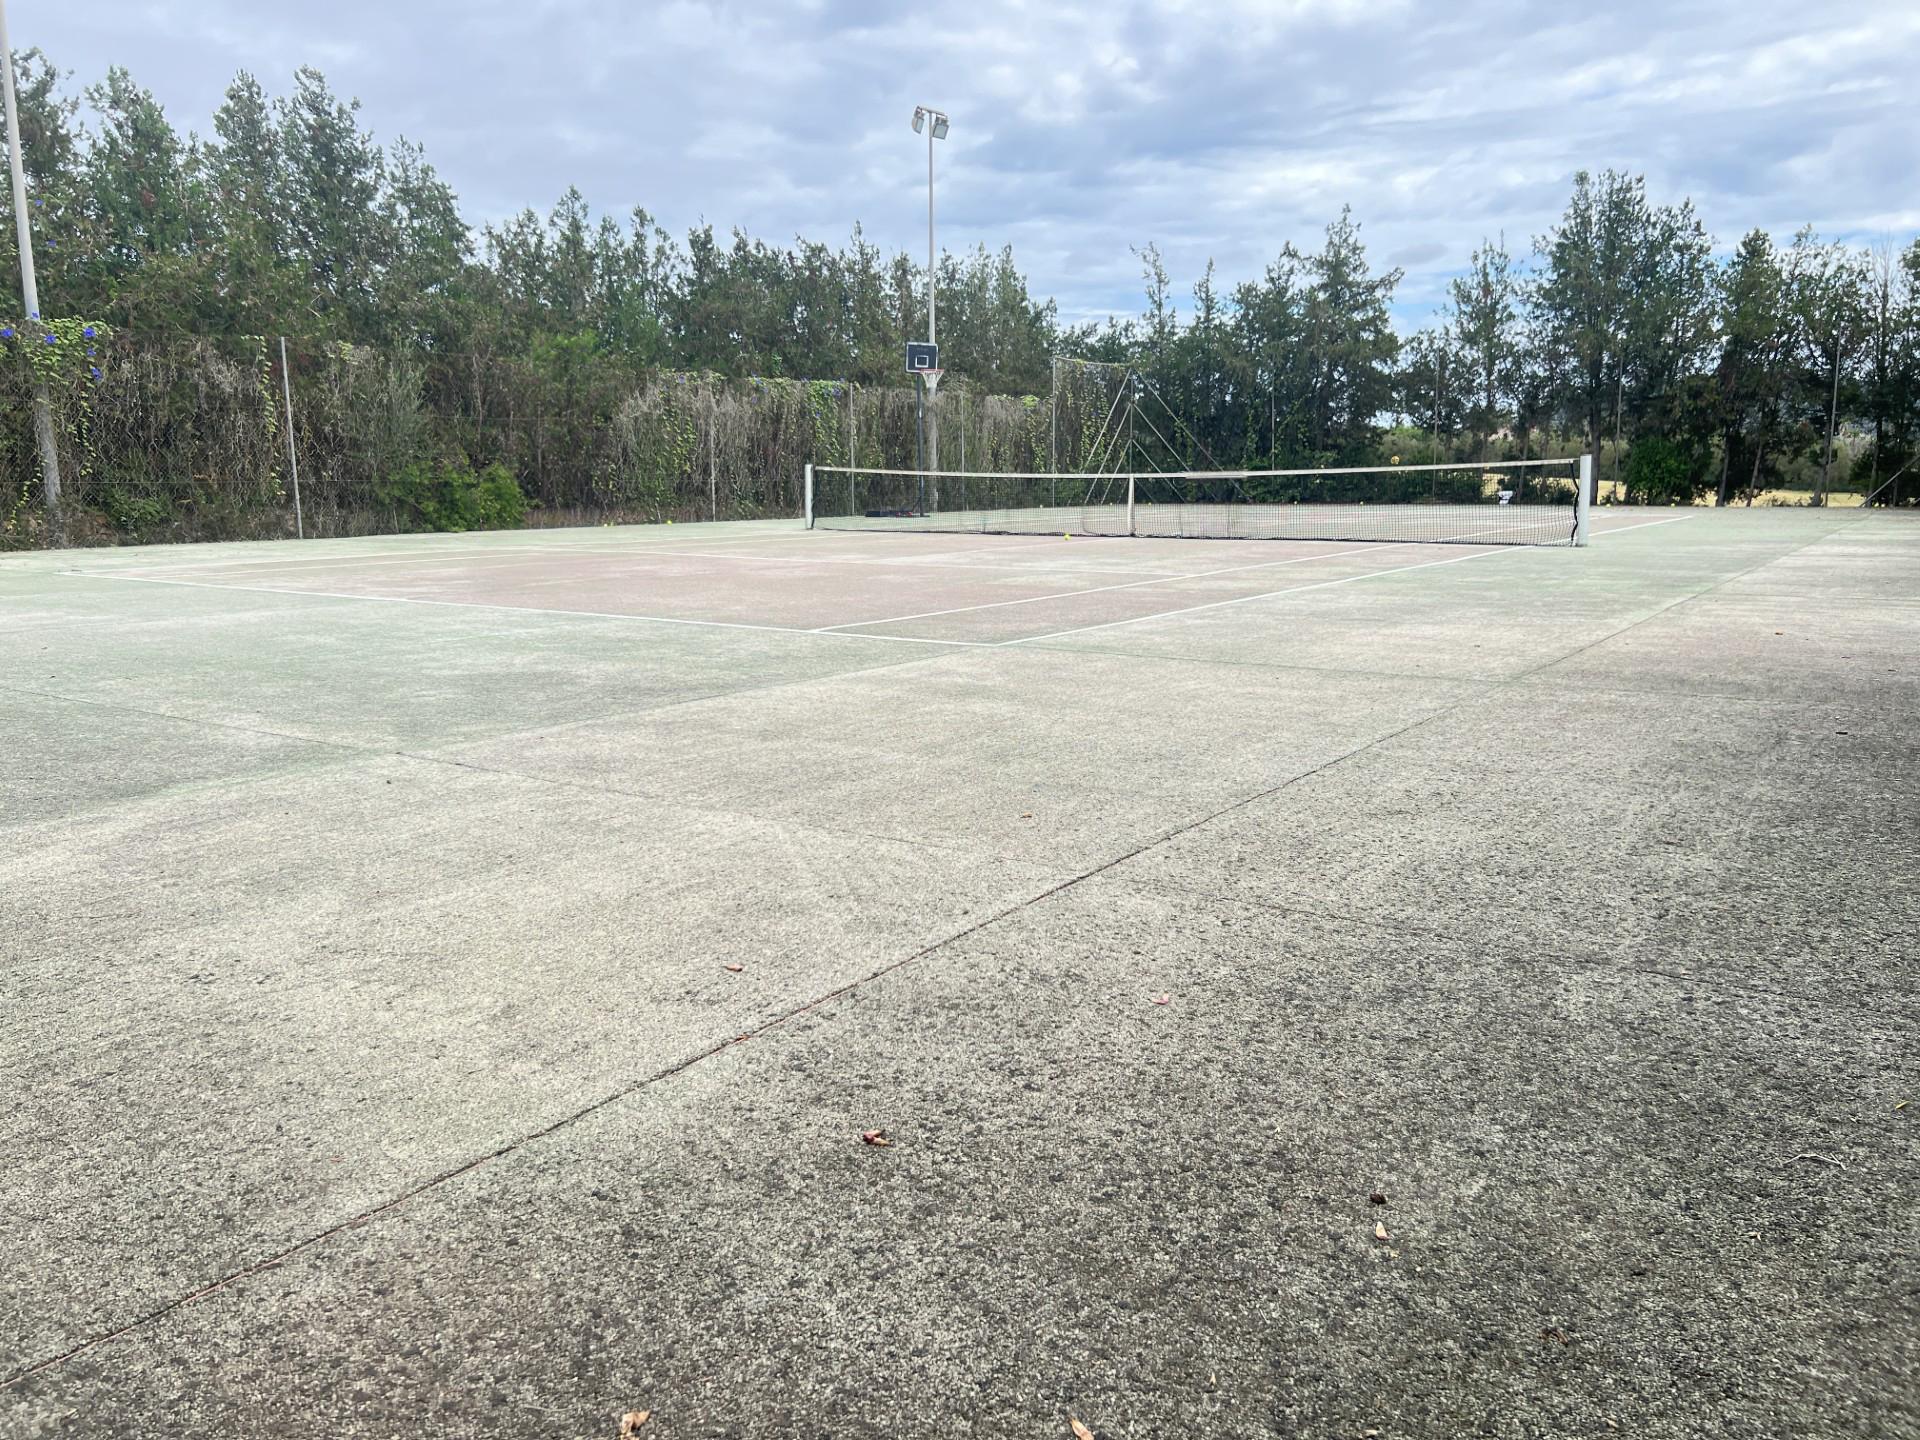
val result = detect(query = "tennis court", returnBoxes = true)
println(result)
[4,504,1916,1436]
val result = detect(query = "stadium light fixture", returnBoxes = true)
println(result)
[911,106,950,481]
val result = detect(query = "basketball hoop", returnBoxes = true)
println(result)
[921,368,943,394]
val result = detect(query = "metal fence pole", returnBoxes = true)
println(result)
[278,337,303,539]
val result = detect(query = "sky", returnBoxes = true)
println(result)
[15,0,1920,331]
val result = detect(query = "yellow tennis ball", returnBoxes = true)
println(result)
[1390,454,1401,465]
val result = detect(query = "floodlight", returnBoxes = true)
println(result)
[931,115,949,139]
[912,107,925,134]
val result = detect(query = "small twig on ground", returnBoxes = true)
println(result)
[1782,1152,1847,1169]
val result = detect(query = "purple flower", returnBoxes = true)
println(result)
[42,333,56,345]
[0,327,12,340]
[90,366,103,381]
[86,347,95,358]
[27,310,37,320]
[83,326,96,339]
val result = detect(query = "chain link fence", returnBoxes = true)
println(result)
[0,335,1054,549]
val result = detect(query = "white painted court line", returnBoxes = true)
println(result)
[109,545,621,576]
[77,525,839,576]
[56,571,990,648]
[1004,544,1523,646]
[57,519,1691,656]
[813,541,1395,633]
[101,531,1124,581]
[1000,515,1698,646]
[544,541,1162,576]
[1589,514,1700,536]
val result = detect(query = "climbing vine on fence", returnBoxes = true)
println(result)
[0,315,111,542]
[252,336,283,497]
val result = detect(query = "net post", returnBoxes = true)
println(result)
[1574,453,1593,547]
[1127,474,1136,536]
[803,463,814,529]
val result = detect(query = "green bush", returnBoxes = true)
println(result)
[1624,436,1702,505]
[377,460,527,532]
[100,486,171,537]
[470,464,529,528]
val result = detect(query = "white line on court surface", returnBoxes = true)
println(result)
[101,531,1124,581]
[58,515,1699,654]
[1587,513,1700,535]
[55,571,990,648]
[108,544,626,575]
[1002,512,1702,647]
[1005,544,1523,645]
[617,537,1140,570]
[75,524,842,577]
[812,541,1398,632]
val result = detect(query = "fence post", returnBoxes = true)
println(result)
[278,337,303,539]
[708,382,718,523]
[803,463,814,528]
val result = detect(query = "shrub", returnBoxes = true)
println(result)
[1625,436,1703,505]
[376,459,528,532]
[100,486,171,537]
[472,464,528,528]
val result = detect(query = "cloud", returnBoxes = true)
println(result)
[22,0,1920,330]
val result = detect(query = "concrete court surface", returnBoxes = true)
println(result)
[1,506,1915,1439]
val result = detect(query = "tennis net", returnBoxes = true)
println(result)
[807,457,1592,547]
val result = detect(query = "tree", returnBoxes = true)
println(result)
[1230,246,1306,465]
[202,72,308,336]
[276,67,386,335]
[1785,229,1870,503]
[1624,197,1716,487]
[1,48,80,190]
[1712,230,1795,505]
[1297,208,1400,462]
[0,48,85,313]
[1396,326,1465,460]
[1531,171,1721,498]
[378,137,470,348]
[1448,237,1519,456]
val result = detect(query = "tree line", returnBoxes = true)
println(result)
[4,52,1918,511]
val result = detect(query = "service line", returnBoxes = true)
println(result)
[55,571,989,648]
[812,540,1392,633]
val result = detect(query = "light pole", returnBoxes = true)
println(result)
[912,105,948,500]
[0,0,63,538]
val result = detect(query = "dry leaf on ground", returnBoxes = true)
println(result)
[722,963,744,973]
[1374,1221,1391,1241]
[1069,1417,1095,1440]
[860,1130,892,1147]
[619,1411,651,1435]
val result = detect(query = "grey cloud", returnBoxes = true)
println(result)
[20,0,1918,328]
